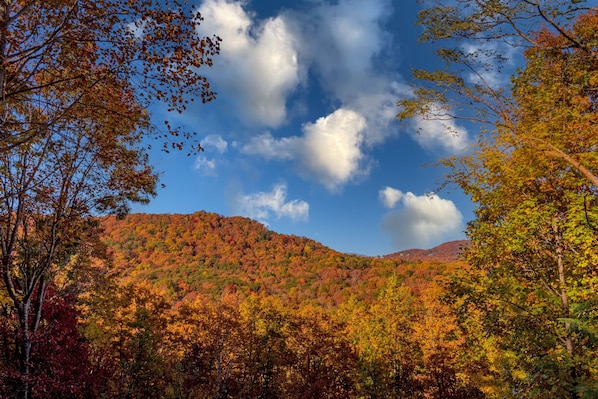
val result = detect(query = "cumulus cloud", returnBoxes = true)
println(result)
[380,188,463,250]
[195,0,396,127]
[194,156,218,176]
[350,81,409,146]
[300,109,368,190]
[235,183,309,222]
[193,0,407,189]
[293,0,393,101]
[202,134,228,153]
[194,0,452,193]
[408,103,471,154]
[242,108,369,191]
[287,0,402,145]
[195,0,303,127]
[241,131,297,161]
[193,134,229,176]
[412,117,470,154]
[379,186,403,209]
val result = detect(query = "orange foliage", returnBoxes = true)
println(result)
[100,212,456,306]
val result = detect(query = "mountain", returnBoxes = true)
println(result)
[383,240,470,263]
[100,212,464,305]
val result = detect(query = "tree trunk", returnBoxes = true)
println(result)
[0,1,7,99]
[554,222,574,356]
[553,222,579,399]
[17,300,31,399]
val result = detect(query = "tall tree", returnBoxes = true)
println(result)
[340,276,422,398]
[0,1,219,397]
[399,2,598,397]
[399,0,598,188]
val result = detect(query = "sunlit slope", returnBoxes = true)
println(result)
[101,211,464,305]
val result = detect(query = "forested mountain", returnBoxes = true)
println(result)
[384,240,470,263]
[3,208,594,398]
[101,211,458,305]
[85,212,485,398]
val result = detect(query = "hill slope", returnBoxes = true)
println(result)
[384,240,470,263]
[100,212,462,305]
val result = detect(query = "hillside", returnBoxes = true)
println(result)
[384,240,470,263]
[100,211,462,305]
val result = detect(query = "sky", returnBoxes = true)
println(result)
[132,0,482,256]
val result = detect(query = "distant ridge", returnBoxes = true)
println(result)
[383,240,470,263]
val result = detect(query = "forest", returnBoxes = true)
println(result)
[1,211,487,398]
[1,1,597,398]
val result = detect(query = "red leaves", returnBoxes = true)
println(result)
[0,288,97,398]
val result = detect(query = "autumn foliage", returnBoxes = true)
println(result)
[2,1,597,398]
[1,210,481,398]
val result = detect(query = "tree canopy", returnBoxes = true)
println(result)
[0,1,220,397]
[399,1,598,397]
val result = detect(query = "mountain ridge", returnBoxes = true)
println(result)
[383,240,470,263]
[100,211,466,305]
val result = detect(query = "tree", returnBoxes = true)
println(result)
[166,297,245,399]
[0,1,219,397]
[400,3,598,397]
[398,2,598,397]
[413,283,485,399]
[82,282,172,399]
[0,0,219,153]
[237,295,291,398]
[340,276,422,398]
[399,0,598,188]
[284,305,358,399]
[447,134,598,397]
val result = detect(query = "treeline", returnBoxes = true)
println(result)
[1,264,487,398]
[1,211,483,398]
[1,204,595,398]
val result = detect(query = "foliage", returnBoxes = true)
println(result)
[400,1,598,188]
[82,281,172,399]
[0,0,219,398]
[100,211,426,306]
[0,1,219,397]
[340,276,485,399]
[2,205,501,398]
[76,211,480,398]
[0,288,96,399]
[400,1,598,397]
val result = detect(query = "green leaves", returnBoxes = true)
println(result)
[402,2,598,397]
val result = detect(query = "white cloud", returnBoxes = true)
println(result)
[194,0,456,193]
[195,0,303,127]
[380,189,463,250]
[193,0,406,187]
[409,103,471,153]
[287,0,401,145]
[195,0,400,130]
[241,131,297,160]
[300,108,368,190]
[461,42,517,89]
[379,186,403,209]
[202,134,228,153]
[194,135,228,175]
[236,183,309,222]
[242,108,369,191]
[293,0,393,101]
[194,156,218,176]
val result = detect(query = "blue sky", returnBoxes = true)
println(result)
[132,0,481,256]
